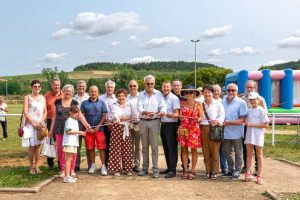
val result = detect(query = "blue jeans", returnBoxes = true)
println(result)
[219,142,227,170]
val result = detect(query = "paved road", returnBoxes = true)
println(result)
[1,147,300,200]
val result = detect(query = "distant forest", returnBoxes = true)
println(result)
[73,61,220,71]
[259,59,300,70]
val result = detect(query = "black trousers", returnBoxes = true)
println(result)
[104,126,111,167]
[1,119,7,138]
[243,126,258,169]
[47,119,60,169]
[161,122,178,172]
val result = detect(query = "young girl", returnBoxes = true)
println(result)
[244,92,269,185]
[63,105,86,183]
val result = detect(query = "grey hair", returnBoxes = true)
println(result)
[128,79,138,86]
[77,80,86,86]
[62,84,74,95]
[245,80,257,88]
[51,77,60,85]
[144,75,155,83]
[227,83,238,91]
[213,85,221,91]
[89,85,99,92]
[105,80,115,88]
[172,79,182,85]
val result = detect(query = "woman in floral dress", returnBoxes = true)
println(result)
[178,85,203,180]
[23,80,47,174]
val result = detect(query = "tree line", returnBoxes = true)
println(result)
[258,59,300,70]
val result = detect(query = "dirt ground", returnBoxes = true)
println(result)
[1,146,300,200]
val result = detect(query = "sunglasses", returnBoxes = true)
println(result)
[185,91,194,95]
[245,86,254,89]
[33,85,41,89]
[227,89,236,93]
[129,85,137,88]
[147,83,154,86]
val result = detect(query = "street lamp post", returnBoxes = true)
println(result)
[191,39,200,88]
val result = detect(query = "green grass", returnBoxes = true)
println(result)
[267,125,299,131]
[264,134,300,163]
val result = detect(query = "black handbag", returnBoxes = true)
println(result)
[203,103,224,142]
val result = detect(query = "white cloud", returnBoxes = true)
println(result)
[135,25,148,33]
[201,25,232,38]
[229,47,261,55]
[51,12,146,39]
[110,41,121,47]
[84,36,101,41]
[36,53,67,62]
[206,59,223,63]
[128,36,140,43]
[207,48,223,56]
[140,37,184,49]
[293,29,300,37]
[30,64,41,69]
[54,21,62,27]
[127,56,158,63]
[89,50,107,57]
[265,59,288,66]
[278,36,300,48]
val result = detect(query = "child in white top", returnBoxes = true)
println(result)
[244,92,269,185]
[63,105,86,183]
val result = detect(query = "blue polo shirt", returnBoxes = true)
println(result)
[221,96,247,140]
[81,98,107,132]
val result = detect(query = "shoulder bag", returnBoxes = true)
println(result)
[18,110,24,137]
[203,103,224,142]
[178,102,196,137]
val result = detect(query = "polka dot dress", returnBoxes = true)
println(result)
[108,124,133,173]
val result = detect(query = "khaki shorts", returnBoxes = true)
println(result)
[63,146,77,153]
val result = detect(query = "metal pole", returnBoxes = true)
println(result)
[297,117,299,144]
[272,114,275,146]
[194,42,196,88]
[6,74,8,103]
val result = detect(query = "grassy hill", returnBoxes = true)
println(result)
[264,59,300,70]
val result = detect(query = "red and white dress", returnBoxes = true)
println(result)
[177,102,202,149]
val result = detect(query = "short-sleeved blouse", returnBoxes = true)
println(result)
[53,99,78,135]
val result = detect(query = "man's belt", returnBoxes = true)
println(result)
[141,118,160,121]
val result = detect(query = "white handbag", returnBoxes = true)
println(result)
[41,138,57,158]
[23,127,31,139]
[21,137,30,147]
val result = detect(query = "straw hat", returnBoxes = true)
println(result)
[180,85,200,97]
[37,127,48,141]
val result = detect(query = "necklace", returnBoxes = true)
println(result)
[32,93,40,102]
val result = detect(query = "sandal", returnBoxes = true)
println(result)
[211,173,217,180]
[30,168,36,174]
[71,171,76,177]
[58,171,65,178]
[182,171,188,179]
[203,172,210,179]
[188,171,196,180]
[35,169,42,174]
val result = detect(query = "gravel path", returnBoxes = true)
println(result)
[1,146,300,200]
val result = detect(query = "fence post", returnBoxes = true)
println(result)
[272,114,275,146]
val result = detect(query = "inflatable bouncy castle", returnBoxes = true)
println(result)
[225,69,300,124]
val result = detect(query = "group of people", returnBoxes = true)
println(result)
[22,75,268,184]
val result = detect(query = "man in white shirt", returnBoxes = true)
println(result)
[0,96,8,141]
[137,75,166,178]
[98,80,117,167]
[72,80,90,171]
[126,79,141,172]
[160,81,180,178]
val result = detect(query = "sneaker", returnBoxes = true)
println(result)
[254,169,258,176]
[257,176,264,185]
[126,172,132,176]
[221,169,228,174]
[138,169,148,176]
[245,173,253,182]
[63,177,76,183]
[231,172,240,180]
[88,164,96,174]
[101,165,107,176]
[114,172,120,176]
[240,167,246,174]
[69,176,77,181]
[221,172,233,178]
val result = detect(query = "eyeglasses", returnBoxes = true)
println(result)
[118,95,125,98]
[185,91,194,95]
[33,85,41,89]
[147,83,154,86]
[227,89,236,93]
[129,85,137,88]
[173,85,180,87]
[78,86,86,88]
[246,86,254,89]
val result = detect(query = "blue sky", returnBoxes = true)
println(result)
[1,0,300,76]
